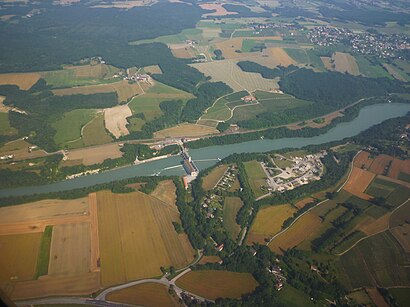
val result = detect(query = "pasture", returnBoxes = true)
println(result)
[104,104,132,139]
[107,282,178,307]
[247,204,296,245]
[201,91,249,122]
[202,165,228,191]
[356,55,392,79]
[154,123,218,139]
[82,112,113,146]
[0,113,17,136]
[243,160,268,198]
[52,109,96,147]
[175,270,258,300]
[96,190,195,286]
[0,233,42,284]
[223,197,244,240]
[48,223,91,276]
[190,60,278,92]
[198,255,222,265]
[343,167,375,200]
[0,72,41,90]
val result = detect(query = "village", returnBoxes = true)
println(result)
[261,151,326,195]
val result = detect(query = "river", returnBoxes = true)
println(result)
[1,103,409,198]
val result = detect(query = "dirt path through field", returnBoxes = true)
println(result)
[89,193,100,272]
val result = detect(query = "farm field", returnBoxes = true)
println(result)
[201,91,249,122]
[129,81,194,121]
[150,180,177,208]
[223,197,243,240]
[269,211,322,254]
[390,201,410,227]
[243,160,268,198]
[343,167,375,200]
[277,285,316,307]
[104,104,132,139]
[266,47,296,66]
[190,60,278,92]
[295,197,315,209]
[53,109,96,147]
[64,143,123,166]
[202,165,229,191]
[340,231,410,289]
[229,90,312,123]
[368,155,393,175]
[107,282,179,307]
[52,80,144,103]
[332,52,360,75]
[41,64,120,88]
[247,204,296,245]
[0,233,42,285]
[389,288,410,307]
[383,63,409,81]
[199,3,238,17]
[48,223,91,276]
[355,56,392,79]
[0,72,41,90]
[390,224,410,253]
[143,65,162,74]
[130,28,202,46]
[353,151,373,169]
[82,112,113,146]
[365,177,398,199]
[198,255,222,265]
[0,112,17,136]
[96,190,195,287]
[175,270,258,300]
[154,123,218,139]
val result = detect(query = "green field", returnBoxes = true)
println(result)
[202,91,248,121]
[127,117,146,132]
[53,109,96,147]
[365,177,397,199]
[129,82,193,121]
[341,231,410,289]
[241,39,266,53]
[228,91,312,123]
[277,285,316,307]
[243,160,267,198]
[284,48,310,64]
[389,288,410,307]
[130,28,203,45]
[356,56,392,79]
[0,112,17,136]
[223,197,244,240]
[387,186,410,207]
[35,225,53,278]
[82,112,113,146]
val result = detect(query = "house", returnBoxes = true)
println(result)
[241,95,256,103]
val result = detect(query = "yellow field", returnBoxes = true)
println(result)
[104,104,132,139]
[150,180,177,208]
[269,211,322,254]
[107,282,179,307]
[332,52,360,75]
[190,59,278,92]
[0,233,42,285]
[52,79,143,102]
[214,38,245,59]
[97,191,195,286]
[48,223,91,276]
[170,45,196,59]
[267,48,296,67]
[0,72,41,90]
[247,204,296,244]
[64,143,123,166]
[154,123,218,138]
[176,270,258,300]
[144,65,163,74]
[202,165,229,190]
[343,167,375,200]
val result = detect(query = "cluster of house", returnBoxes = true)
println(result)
[251,248,286,291]
[201,194,222,220]
[214,165,238,192]
[308,26,410,59]
[119,71,150,82]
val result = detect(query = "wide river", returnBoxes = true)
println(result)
[1,103,409,198]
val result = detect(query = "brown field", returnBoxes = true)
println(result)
[48,223,91,276]
[104,104,132,139]
[8,272,100,300]
[247,204,296,245]
[200,3,238,17]
[321,56,333,70]
[383,64,407,82]
[214,38,245,59]
[190,59,278,92]
[202,165,229,191]
[64,143,123,166]
[170,45,196,59]
[97,191,195,287]
[354,151,373,169]
[154,123,218,139]
[229,178,241,192]
[343,167,375,200]
[0,139,49,161]
[150,180,177,208]
[198,255,222,265]
[0,72,41,90]
[107,282,179,307]
[176,270,258,300]
[144,65,163,74]
[267,48,296,67]
[390,201,410,227]
[369,155,393,175]
[358,213,390,236]
[269,212,322,254]
[367,288,389,307]
[52,80,143,103]
[388,158,410,179]
[390,224,410,253]
[0,233,42,285]
[332,52,360,75]
[295,197,315,209]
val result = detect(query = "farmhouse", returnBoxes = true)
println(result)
[241,95,256,103]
